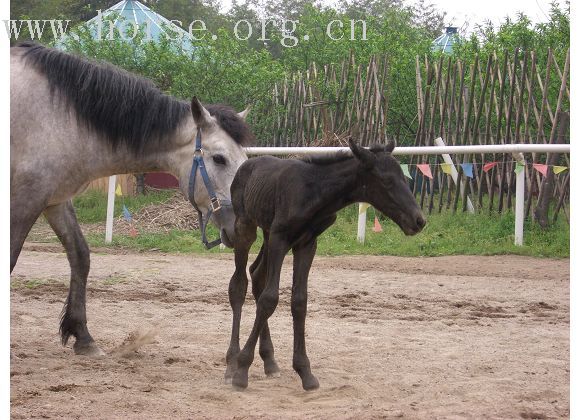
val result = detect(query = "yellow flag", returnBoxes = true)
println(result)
[359,203,371,214]
[553,166,568,174]
[115,184,122,196]
[440,163,453,175]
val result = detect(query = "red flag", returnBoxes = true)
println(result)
[533,163,548,176]
[417,164,433,179]
[373,216,383,233]
[483,162,498,173]
[129,225,139,237]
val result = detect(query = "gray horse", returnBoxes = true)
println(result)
[10,42,252,356]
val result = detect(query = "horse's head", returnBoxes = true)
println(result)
[180,97,253,248]
[349,139,426,236]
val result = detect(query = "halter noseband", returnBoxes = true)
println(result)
[188,128,232,249]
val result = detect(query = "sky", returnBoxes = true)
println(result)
[412,0,564,30]
[220,0,564,32]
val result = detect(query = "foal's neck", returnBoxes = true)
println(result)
[312,158,365,214]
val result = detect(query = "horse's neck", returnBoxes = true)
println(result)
[97,118,194,178]
[311,159,363,212]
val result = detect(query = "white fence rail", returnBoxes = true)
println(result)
[105,142,570,246]
[244,143,571,156]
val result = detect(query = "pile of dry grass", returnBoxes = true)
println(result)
[112,192,198,234]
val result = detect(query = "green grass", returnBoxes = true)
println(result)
[72,189,175,223]
[81,202,569,258]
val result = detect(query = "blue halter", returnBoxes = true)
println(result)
[188,128,232,249]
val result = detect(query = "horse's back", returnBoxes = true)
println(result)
[232,156,305,227]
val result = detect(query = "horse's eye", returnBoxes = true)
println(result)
[213,154,227,165]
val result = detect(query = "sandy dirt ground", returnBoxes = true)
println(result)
[11,245,569,419]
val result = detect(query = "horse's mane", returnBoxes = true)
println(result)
[16,42,253,153]
[300,144,387,165]
[301,151,353,165]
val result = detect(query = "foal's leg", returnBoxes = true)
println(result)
[43,201,104,357]
[291,238,319,390]
[225,219,256,383]
[233,233,289,389]
[249,232,280,377]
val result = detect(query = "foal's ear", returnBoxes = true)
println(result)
[349,138,376,169]
[191,97,214,128]
[386,139,396,153]
[237,106,251,121]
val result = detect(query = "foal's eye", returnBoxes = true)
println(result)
[213,154,227,165]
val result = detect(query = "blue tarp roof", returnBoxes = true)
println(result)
[81,0,193,51]
[431,27,458,54]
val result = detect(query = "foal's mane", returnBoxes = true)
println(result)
[300,144,387,165]
[16,42,253,153]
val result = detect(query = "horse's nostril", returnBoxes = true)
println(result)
[417,216,426,229]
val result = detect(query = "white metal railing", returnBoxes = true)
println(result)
[104,142,570,247]
[244,143,571,156]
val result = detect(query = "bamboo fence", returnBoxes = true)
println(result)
[254,48,570,223]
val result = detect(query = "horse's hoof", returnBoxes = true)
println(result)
[74,342,106,357]
[224,371,233,384]
[301,374,320,391]
[264,360,280,377]
[232,371,248,390]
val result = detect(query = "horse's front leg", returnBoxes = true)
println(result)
[291,238,319,390]
[10,187,47,272]
[225,219,256,383]
[233,233,288,390]
[44,201,104,357]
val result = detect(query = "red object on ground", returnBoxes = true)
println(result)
[373,216,383,233]
[145,173,179,189]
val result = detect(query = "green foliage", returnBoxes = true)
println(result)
[59,17,285,114]
[10,0,569,141]
[452,2,569,63]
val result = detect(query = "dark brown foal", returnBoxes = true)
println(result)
[225,139,426,390]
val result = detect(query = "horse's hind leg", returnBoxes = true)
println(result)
[291,238,319,390]
[233,233,288,389]
[249,231,280,377]
[44,201,104,357]
[225,218,256,383]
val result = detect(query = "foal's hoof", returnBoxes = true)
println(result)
[301,374,320,391]
[264,360,280,377]
[73,341,106,357]
[232,370,249,390]
[224,367,235,384]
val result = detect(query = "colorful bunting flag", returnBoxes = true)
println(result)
[417,164,433,179]
[373,216,383,233]
[440,163,453,175]
[359,203,371,214]
[514,162,525,174]
[460,163,474,178]
[115,184,123,196]
[533,163,548,176]
[129,225,139,237]
[400,164,413,179]
[553,166,568,174]
[483,162,498,173]
[122,205,132,222]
